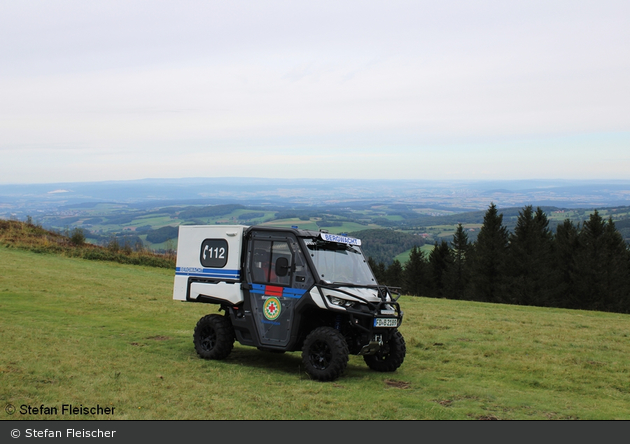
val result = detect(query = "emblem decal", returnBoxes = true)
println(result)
[263,297,282,321]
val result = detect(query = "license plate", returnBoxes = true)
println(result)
[374,318,398,328]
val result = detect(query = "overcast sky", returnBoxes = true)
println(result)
[1,0,629,184]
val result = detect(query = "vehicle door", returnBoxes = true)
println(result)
[247,232,313,346]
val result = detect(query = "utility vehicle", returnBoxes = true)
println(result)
[173,225,405,381]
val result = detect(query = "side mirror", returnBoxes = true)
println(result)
[275,257,290,277]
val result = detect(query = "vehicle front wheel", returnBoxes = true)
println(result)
[363,330,406,372]
[302,327,349,382]
[193,314,235,360]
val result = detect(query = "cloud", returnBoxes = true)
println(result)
[1,1,629,183]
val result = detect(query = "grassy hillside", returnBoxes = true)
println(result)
[0,219,175,269]
[2,247,629,420]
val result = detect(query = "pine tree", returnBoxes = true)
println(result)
[469,203,509,303]
[385,259,404,289]
[403,246,430,296]
[506,206,555,307]
[445,223,470,300]
[368,257,386,285]
[601,218,630,313]
[575,211,630,312]
[428,240,453,298]
[575,210,608,310]
[576,210,622,310]
[554,219,581,309]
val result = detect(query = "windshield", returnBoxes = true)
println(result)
[305,239,377,286]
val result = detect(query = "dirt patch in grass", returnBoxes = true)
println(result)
[384,379,410,389]
[434,399,453,407]
[147,335,170,341]
[476,414,500,420]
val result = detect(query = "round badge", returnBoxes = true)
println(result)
[263,297,281,321]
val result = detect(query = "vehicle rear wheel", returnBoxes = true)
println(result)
[363,330,406,372]
[302,327,349,382]
[193,314,235,360]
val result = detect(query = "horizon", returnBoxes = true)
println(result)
[4,176,630,187]
[3,177,630,218]
[0,176,630,187]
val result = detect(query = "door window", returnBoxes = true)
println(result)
[251,240,292,286]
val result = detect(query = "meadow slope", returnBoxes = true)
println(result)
[1,247,629,420]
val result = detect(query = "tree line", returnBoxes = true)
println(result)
[370,204,630,314]
[349,229,426,265]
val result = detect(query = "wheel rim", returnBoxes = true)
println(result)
[309,340,332,370]
[374,343,391,361]
[200,327,217,351]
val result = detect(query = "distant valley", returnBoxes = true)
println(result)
[2,178,630,264]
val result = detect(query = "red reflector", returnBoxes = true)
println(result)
[265,285,283,296]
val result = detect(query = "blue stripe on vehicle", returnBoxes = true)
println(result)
[175,267,240,280]
[251,284,266,294]
[283,288,306,299]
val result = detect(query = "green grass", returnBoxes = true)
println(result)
[230,209,277,224]
[2,247,630,420]
[420,244,435,255]
[124,215,175,228]
[394,249,411,264]
[380,215,405,221]
[326,222,374,234]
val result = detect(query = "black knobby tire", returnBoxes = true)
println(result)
[302,327,349,382]
[363,329,406,372]
[193,314,235,360]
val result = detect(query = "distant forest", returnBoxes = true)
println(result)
[347,229,425,265]
[371,204,630,315]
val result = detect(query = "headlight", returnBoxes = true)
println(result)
[329,296,355,308]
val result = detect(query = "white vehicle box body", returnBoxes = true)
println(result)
[173,225,246,305]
